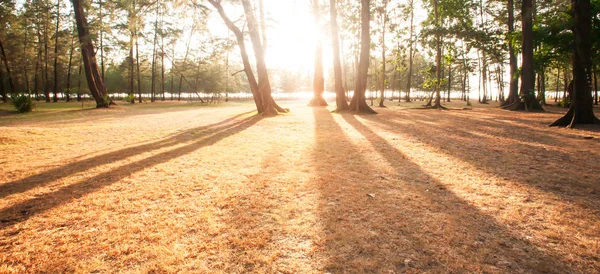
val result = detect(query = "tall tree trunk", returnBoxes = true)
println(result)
[208,0,263,112]
[53,0,61,102]
[432,0,444,109]
[150,4,158,103]
[511,0,543,111]
[66,28,76,102]
[77,59,82,101]
[330,0,348,111]
[348,0,376,113]
[550,0,598,126]
[99,0,104,81]
[378,2,387,108]
[22,19,30,94]
[0,35,16,97]
[136,35,142,103]
[594,69,598,105]
[447,61,452,102]
[241,0,286,115]
[555,67,560,102]
[406,0,414,102]
[538,68,547,105]
[44,13,50,102]
[72,0,110,108]
[0,61,5,102]
[502,0,520,106]
[309,0,328,107]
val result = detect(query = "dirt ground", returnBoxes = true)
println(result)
[0,100,599,273]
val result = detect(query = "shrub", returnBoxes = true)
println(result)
[11,94,34,113]
[558,97,571,107]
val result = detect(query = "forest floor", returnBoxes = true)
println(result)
[0,99,599,273]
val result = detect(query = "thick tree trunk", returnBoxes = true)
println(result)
[208,0,264,113]
[502,0,520,106]
[550,0,598,127]
[72,0,110,108]
[330,0,348,112]
[309,0,328,107]
[0,35,16,96]
[594,69,598,105]
[508,0,543,111]
[348,0,376,114]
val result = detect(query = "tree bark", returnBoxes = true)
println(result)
[348,0,376,114]
[136,35,142,103]
[330,0,348,112]
[72,0,110,108]
[550,0,598,126]
[309,0,328,107]
[66,28,76,102]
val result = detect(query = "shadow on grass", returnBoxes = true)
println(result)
[363,110,600,216]
[312,107,572,272]
[0,111,261,229]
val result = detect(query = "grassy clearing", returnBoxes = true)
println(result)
[0,100,599,273]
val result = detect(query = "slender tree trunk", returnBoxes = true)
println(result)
[550,0,597,126]
[330,0,348,111]
[99,0,104,81]
[44,13,50,102]
[447,61,451,102]
[53,0,61,102]
[594,69,598,105]
[208,0,263,112]
[66,28,76,102]
[34,34,41,100]
[406,0,414,102]
[136,35,142,103]
[72,0,110,108]
[555,67,560,102]
[23,19,30,94]
[309,0,328,107]
[432,0,444,109]
[348,0,376,113]
[0,35,16,96]
[378,2,387,108]
[241,0,286,115]
[150,4,158,103]
[171,44,174,101]
[77,59,82,101]
[0,62,5,102]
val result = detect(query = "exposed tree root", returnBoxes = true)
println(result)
[308,97,328,107]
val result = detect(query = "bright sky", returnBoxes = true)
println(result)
[205,0,327,74]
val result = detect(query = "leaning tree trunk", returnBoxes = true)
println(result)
[72,0,110,108]
[0,34,16,96]
[550,0,598,127]
[241,0,287,115]
[348,0,376,114]
[330,0,348,112]
[208,0,264,113]
[309,0,328,107]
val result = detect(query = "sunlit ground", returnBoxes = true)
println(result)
[0,100,599,273]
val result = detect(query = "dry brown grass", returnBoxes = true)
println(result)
[0,100,599,273]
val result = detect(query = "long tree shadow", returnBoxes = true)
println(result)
[363,110,600,217]
[312,107,575,272]
[0,113,261,229]
[0,110,256,200]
